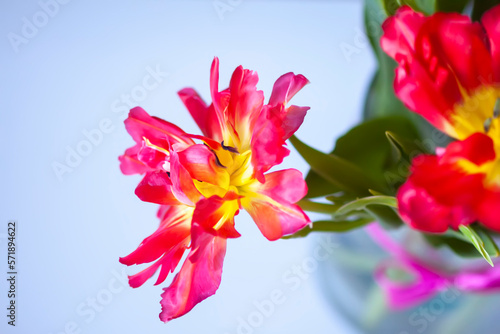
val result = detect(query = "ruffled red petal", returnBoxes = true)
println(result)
[159,224,227,322]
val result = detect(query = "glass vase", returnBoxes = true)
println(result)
[317,227,500,334]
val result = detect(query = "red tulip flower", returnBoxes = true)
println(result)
[118,58,311,321]
[382,5,500,233]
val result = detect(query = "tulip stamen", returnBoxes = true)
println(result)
[484,98,500,133]
[484,118,493,133]
[221,141,239,154]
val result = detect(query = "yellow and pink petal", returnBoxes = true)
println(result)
[177,144,230,195]
[242,169,310,241]
[192,193,241,239]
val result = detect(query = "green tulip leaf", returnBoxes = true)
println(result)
[290,135,385,196]
[297,199,341,214]
[283,218,373,239]
[425,225,499,263]
[385,130,429,157]
[475,225,500,258]
[334,196,398,217]
[301,117,421,199]
[304,170,341,199]
[459,225,494,267]
[425,233,483,259]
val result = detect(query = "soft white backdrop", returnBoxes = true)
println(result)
[0,1,374,333]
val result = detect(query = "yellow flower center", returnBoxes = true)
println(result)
[451,86,500,142]
[193,145,257,199]
[452,86,500,188]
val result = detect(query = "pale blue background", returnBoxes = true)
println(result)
[0,1,374,333]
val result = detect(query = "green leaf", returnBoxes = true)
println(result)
[382,0,400,15]
[425,233,481,258]
[383,0,426,16]
[290,135,386,197]
[283,218,372,239]
[325,192,357,205]
[369,189,386,196]
[334,196,397,217]
[325,194,403,229]
[386,131,429,157]
[333,117,419,175]
[297,199,341,214]
[326,192,403,229]
[425,226,499,261]
[384,130,432,180]
[302,117,421,198]
[474,225,500,257]
[414,0,436,14]
[385,132,404,162]
[333,195,403,229]
[459,225,494,267]
[304,170,341,199]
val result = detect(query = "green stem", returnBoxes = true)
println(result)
[297,199,340,214]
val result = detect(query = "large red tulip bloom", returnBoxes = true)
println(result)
[382,5,500,233]
[118,58,311,322]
